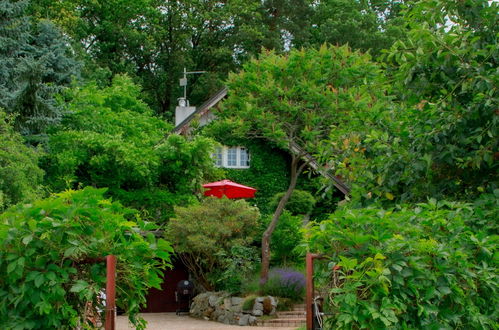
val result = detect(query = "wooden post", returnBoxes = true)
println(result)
[306,253,325,330]
[105,255,117,330]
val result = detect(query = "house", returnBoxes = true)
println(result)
[173,86,350,195]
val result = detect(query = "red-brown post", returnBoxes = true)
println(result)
[306,253,320,330]
[105,255,117,330]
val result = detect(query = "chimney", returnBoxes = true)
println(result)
[175,98,196,127]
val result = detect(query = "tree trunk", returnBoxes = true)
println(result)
[260,154,306,284]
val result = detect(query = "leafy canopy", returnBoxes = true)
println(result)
[0,187,173,329]
[329,0,498,204]
[43,75,216,222]
[220,45,392,156]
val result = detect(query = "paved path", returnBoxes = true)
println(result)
[116,313,300,330]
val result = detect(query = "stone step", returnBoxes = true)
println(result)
[258,318,306,327]
[277,311,306,318]
[292,304,306,311]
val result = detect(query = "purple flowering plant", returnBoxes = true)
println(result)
[262,268,305,301]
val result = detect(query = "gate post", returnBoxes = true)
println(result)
[306,253,320,330]
[105,255,117,330]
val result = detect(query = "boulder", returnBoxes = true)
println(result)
[238,314,250,326]
[231,297,244,306]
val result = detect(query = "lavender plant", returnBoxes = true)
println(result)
[262,268,305,301]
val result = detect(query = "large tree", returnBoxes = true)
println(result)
[0,0,78,136]
[218,45,393,282]
[28,0,268,117]
[325,0,498,204]
[301,0,408,55]
[26,0,407,120]
[42,75,217,222]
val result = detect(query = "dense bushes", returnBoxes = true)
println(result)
[270,190,316,216]
[0,110,43,211]
[0,187,173,329]
[166,197,260,291]
[306,193,498,329]
[42,76,216,222]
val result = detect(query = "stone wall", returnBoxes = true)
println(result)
[190,292,278,326]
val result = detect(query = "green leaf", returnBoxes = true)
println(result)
[70,280,89,293]
[34,274,45,288]
[63,247,78,258]
[22,235,33,245]
[7,261,17,273]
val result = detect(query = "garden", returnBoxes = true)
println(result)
[0,0,497,329]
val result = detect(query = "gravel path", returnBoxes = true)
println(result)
[116,313,300,330]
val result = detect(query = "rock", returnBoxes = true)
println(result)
[238,314,250,326]
[231,297,244,306]
[224,298,232,309]
[209,295,221,307]
[255,297,264,303]
[248,316,257,325]
[230,304,242,313]
[262,297,273,315]
[269,296,277,307]
[202,307,214,319]
[252,300,264,316]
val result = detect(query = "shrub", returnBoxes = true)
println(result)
[271,190,316,216]
[267,211,304,265]
[0,187,173,329]
[166,197,260,291]
[262,268,306,301]
[276,297,293,311]
[210,245,260,294]
[306,194,499,329]
[242,295,257,311]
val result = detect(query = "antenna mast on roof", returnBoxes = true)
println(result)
[178,67,206,107]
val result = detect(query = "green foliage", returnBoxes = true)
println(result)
[166,197,260,291]
[0,1,78,135]
[303,0,408,56]
[221,45,390,154]
[42,75,216,222]
[0,187,173,329]
[0,110,43,211]
[211,245,260,294]
[330,0,498,204]
[242,295,257,311]
[27,0,269,116]
[265,211,303,266]
[202,122,290,215]
[306,194,498,329]
[271,190,315,216]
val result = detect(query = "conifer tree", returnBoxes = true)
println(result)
[0,0,78,137]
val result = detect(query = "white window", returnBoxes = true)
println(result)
[227,147,238,166]
[212,146,250,169]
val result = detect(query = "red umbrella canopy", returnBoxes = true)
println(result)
[202,180,257,199]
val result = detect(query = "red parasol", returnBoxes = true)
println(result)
[202,180,257,199]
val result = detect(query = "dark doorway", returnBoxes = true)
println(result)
[142,259,189,312]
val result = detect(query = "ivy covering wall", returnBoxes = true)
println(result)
[202,122,342,216]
